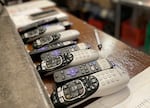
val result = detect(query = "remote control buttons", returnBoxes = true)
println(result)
[33,35,53,48]
[38,26,46,34]
[30,41,77,57]
[47,50,62,57]
[98,69,121,87]
[33,32,61,48]
[61,53,73,67]
[51,91,60,105]
[40,44,78,60]
[69,45,78,52]
[81,76,99,93]
[89,61,101,72]
[47,41,76,50]
[98,59,113,70]
[53,61,102,83]
[23,26,46,39]
[40,53,73,73]
[50,33,61,41]
[69,49,99,66]
[51,76,99,107]
[62,80,85,101]
[40,56,63,71]
[66,68,79,77]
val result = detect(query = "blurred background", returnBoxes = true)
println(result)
[3,0,150,55]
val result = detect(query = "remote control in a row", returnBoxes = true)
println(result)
[18,17,59,33]
[21,21,72,43]
[53,59,113,83]
[32,29,80,48]
[30,9,58,20]
[51,67,129,108]
[37,49,99,76]
[40,43,91,61]
[29,41,77,57]
[21,26,46,42]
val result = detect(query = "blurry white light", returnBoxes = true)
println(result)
[138,1,143,5]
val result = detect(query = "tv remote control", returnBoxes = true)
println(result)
[53,59,113,83]
[18,17,59,33]
[51,67,129,108]
[29,9,58,20]
[29,41,77,57]
[37,49,99,76]
[40,43,91,61]
[32,29,80,48]
[21,21,72,43]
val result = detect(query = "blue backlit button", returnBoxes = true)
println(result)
[51,50,61,56]
[66,68,78,77]
[38,46,48,51]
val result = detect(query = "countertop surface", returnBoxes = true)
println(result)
[0,8,53,108]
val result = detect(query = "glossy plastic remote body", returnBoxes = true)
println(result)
[32,29,80,48]
[54,58,113,83]
[29,9,58,20]
[18,17,59,33]
[21,21,72,43]
[37,49,99,75]
[51,67,129,108]
[29,41,77,57]
[40,43,91,61]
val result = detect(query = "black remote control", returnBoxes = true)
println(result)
[51,67,130,108]
[37,49,99,76]
[53,59,113,83]
[32,32,60,48]
[21,26,46,43]
[32,30,79,48]
[37,52,74,76]
[29,9,58,20]
[40,43,90,61]
[21,21,72,43]
[18,17,58,33]
[51,76,99,108]
[29,41,77,58]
